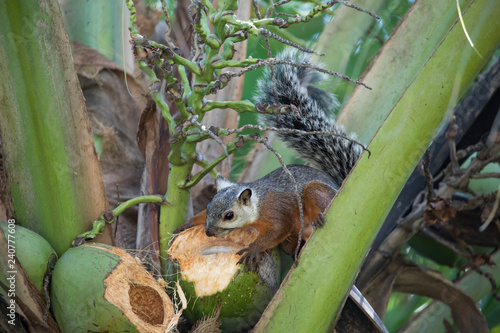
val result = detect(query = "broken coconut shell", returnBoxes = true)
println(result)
[51,244,175,332]
[168,225,280,332]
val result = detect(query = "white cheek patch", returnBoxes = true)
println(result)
[236,200,260,225]
[222,214,247,228]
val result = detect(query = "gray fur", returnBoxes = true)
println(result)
[215,175,233,192]
[256,49,362,186]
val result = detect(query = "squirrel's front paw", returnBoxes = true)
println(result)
[312,212,326,228]
[236,246,264,271]
[173,222,194,235]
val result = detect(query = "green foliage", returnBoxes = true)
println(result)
[385,292,431,332]
[61,0,129,68]
[333,0,413,104]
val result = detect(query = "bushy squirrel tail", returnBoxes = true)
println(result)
[255,49,362,186]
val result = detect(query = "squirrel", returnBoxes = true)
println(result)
[179,49,363,268]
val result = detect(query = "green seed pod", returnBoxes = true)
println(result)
[0,221,57,294]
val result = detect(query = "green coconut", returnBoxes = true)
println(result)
[51,244,176,333]
[0,221,57,294]
[168,225,281,332]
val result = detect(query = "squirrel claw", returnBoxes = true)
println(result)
[312,212,326,228]
[236,247,263,271]
[173,222,193,235]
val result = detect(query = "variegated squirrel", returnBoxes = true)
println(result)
[179,49,363,267]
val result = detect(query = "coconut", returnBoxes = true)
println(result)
[0,221,57,294]
[168,225,280,332]
[51,244,175,332]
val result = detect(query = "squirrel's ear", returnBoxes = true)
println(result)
[215,175,233,192]
[238,189,252,206]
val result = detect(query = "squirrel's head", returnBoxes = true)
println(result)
[205,175,259,238]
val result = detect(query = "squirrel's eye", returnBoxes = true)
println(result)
[224,211,234,221]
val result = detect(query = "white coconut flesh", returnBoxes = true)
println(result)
[168,225,260,297]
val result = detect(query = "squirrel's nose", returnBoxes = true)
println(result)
[205,227,215,237]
